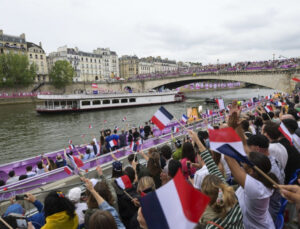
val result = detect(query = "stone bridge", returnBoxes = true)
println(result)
[70,69,300,93]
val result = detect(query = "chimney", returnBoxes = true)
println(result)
[20,33,25,39]
[39,42,42,47]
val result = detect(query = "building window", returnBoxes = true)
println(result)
[94,59,96,63]
[121,99,128,103]
[112,99,119,104]
[35,54,38,59]
[82,101,91,106]
[86,58,88,61]
[129,98,136,103]
[90,59,92,63]
[103,100,110,104]
[81,57,83,61]
[30,54,32,58]
[93,100,101,105]
[40,55,43,59]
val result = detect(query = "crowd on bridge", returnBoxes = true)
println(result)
[127,56,300,82]
[1,89,300,229]
[0,91,51,99]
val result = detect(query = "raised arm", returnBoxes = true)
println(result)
[224,155,246,188]
[188,130,226,183]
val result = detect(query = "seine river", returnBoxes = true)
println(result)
[0,88,275,164]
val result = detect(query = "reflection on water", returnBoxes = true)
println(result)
[0,88,275,164]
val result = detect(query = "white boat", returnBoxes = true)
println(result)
[36,91,184,113]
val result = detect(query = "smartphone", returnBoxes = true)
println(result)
[16,218,27,229]
[15,194,27,200]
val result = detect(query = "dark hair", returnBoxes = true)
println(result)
[113,129,117,134]
[0,180,5,186]
[160,145,172,160]
[268,112,274,119]
[147,149,161,177]
[282,119,298,134]
[19,174,28,180]
[240,120,250,132]
[89,210,117,229]
[44,191,76,218]
[8,170,15,177]
[168,159,182,178]
[86,148,91,154]
[182,142,195,163]
[248,151,278,189]
[263,121,281,140]
[37,161,43,169]
[128,154,137,163]
[26,166,32,172]
[100,136,105,145]
[197,131,208,146]
[254,116,263,127]
[87,181,114,209]
[124,166,136,183]
[247,135,269,149]
[288,108,299,121]
[261,113,269,121]
[48,159,57,171]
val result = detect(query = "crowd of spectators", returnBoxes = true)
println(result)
[0,91,51,98]
[128,57,300,82]
[1,91,300,229]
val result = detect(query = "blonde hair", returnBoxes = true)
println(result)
[201,174,237,218]
[137,176,155,193]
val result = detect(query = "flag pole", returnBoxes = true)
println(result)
[253,165,279,188]
[173,117,189,131]
[0,216,13,229]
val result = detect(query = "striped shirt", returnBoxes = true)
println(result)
[200,149,244,229]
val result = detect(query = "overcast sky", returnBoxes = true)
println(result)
[1,0,300,64]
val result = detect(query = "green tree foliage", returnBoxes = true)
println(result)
[49,60,74,88]
[0,53,36,87]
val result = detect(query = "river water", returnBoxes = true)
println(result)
[0,88,275,164]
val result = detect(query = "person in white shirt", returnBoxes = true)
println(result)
[269,142,288,170]
[26,166,36,177]
[68,187,87,226]
[6,170,19,185]
[225,151,277,229]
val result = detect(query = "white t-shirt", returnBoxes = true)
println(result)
[236,175,275,229]
[26,171,36,177]
[6,176,20,185]
[75,202,88,225]
[193,165,209,190]
[269,143,288,170]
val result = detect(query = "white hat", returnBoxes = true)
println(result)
[68,187,82,202]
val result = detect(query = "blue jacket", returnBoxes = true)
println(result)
[27,200,45,229]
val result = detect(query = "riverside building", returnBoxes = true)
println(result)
[47,46,119,82]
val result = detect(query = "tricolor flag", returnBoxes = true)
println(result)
[115,175,132,190]
[216,98,225,110]
[206,109,213,116]
[92,83,98,89]
[172,126,179,133]
[136,138,143,146]
[264,105,273,113]
[140,170,210,229]
[276,101,282,106]
[249,98,255,104]
[68,140,75,150]
[265,95,271,100]
[114,126,119,131]
[209,127,252,165]
[247,103,251,108]
[181,114,188,123]
[130,141,135,151]
[109,139,118,148]
[151,106,174,130]
[89,124,93,129]
[122,117,127,122]
[292,77,300,82]
[278,122,293,145]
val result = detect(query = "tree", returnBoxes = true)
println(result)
[0,53,36,87]
[49,60,74,88]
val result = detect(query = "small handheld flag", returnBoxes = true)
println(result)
[216,98,225,110]
[89,124,93,129]
[109,139,118,148]
[115,175,132,190]
[151,106,174,130]
[181,114,188,123]
[172,126,179,133]
[278,122,293,145]
[92,83,98,89]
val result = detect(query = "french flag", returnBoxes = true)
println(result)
[172,126,179,133]
[122,117,127,122]
[92,83,98,89]
[265,95,271,100]
[130,141,135,151]
[151,106,174,130]
[89,124,93,129]
[115,175,132,190]
[136,138,143,146]
[278,122,293,145]
[140,170,210,229]
[109,139,118,148]
[264,105,273,113]
[276,101,282,107]
[216,98,225,110]
[209,127,252,165]
[69,140,75,150]
[181,114,188,123]
[206,109,213,116]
